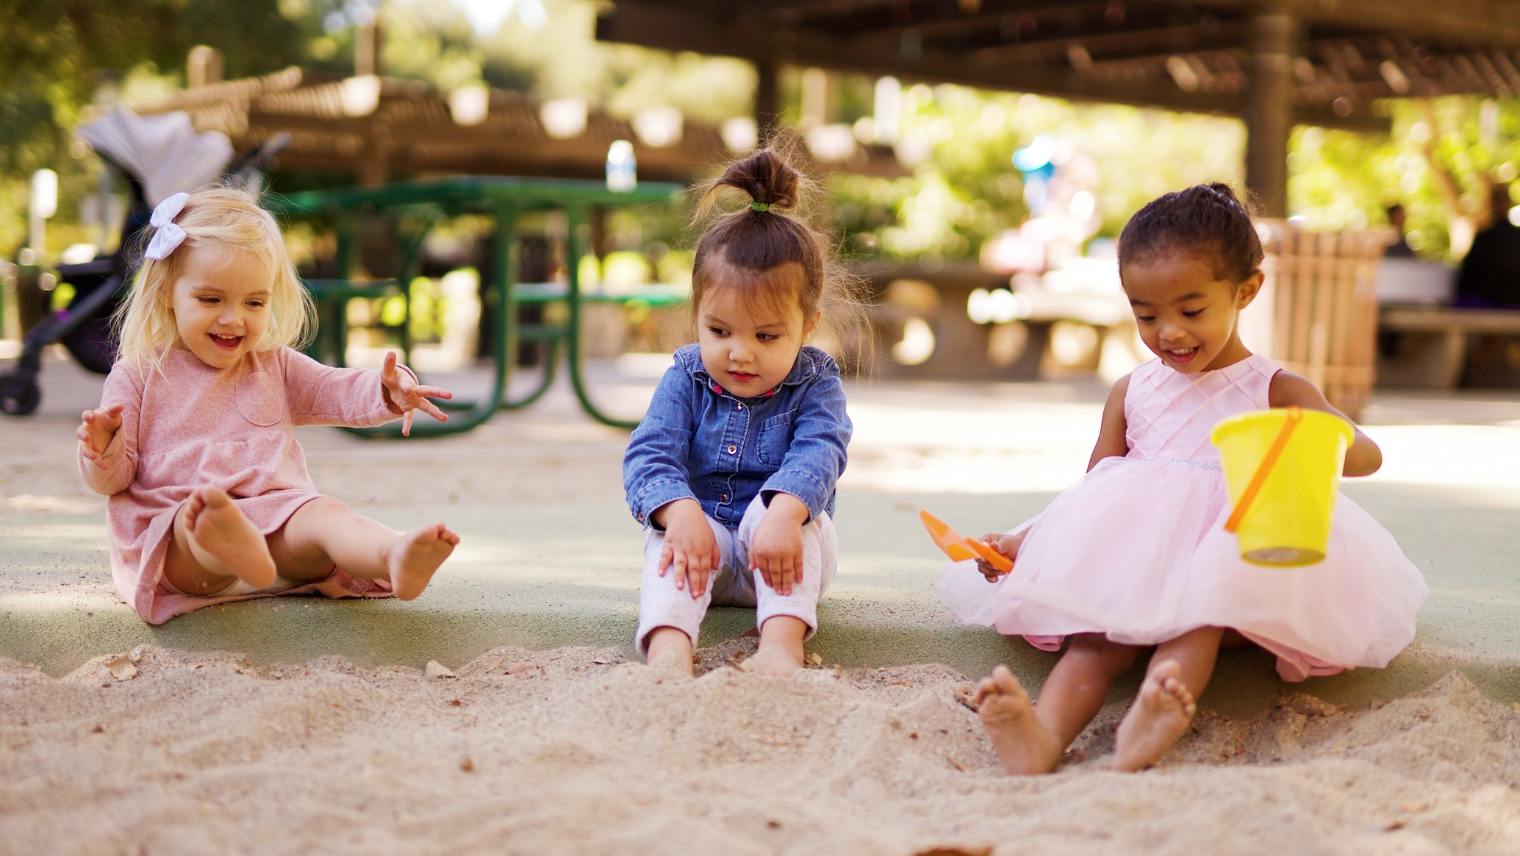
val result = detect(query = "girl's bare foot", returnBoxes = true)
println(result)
[1112,659,1196,772]
[975,665,1063,775]
[645,627,696,676]
[183,487,276,587]
[738,643,804,677]
[385,523,458,600]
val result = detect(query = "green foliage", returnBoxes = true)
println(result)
[1289,98,1520,260]
[0,0,316,254]
[832,86,1245,261]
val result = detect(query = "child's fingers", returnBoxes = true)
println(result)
[658,542,673,576]
[414,399,449,422]
[671,553,687,590]
[402,410,414,436]
[381,350,398,381]
[415,385,453,400]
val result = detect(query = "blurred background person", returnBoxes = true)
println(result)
[1455,182,1520,309]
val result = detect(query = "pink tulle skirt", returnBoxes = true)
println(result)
[936,456,1428,681]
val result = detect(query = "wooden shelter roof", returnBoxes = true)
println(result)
[115,67,906,184]
[597,0,1520,131]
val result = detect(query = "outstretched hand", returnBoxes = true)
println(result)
[381,351,453,436]
[77,403,125,463]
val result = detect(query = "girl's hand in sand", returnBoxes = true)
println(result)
[750,493,809,596]
[976,532,1025,582]
[655,499,720,598]
[76,403,125,462]
[380,351,453,436]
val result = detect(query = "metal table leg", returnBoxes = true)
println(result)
[342,203,517,438]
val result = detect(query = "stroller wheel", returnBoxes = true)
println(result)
[0,372,41,416]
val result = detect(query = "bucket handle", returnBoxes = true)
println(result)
[1223,406,1303,534]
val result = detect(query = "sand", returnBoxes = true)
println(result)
[3,640,1518,856]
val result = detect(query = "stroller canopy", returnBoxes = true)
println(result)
[76,108,234,207]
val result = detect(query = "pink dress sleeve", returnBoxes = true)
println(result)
[278,348,408,428]
[78,362,144,496]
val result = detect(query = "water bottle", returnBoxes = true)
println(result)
[606,140,636,192]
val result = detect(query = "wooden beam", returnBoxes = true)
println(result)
[964,21,1248,65]
[597,0,1389,131]
[1194,0,1520,47]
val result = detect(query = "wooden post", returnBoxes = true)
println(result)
[1243,8,1296,218]
[187,46,223,89]
[754,57,780,145]
[356,20,383,77]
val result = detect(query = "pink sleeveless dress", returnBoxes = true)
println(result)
[937,354,1427,681]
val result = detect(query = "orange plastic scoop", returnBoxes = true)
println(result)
[1223,406,1303,534]
[920,510,1014,574]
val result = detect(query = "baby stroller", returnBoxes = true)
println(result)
[0,108,288,416]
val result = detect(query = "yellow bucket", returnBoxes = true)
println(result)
[1210,407,1354,567]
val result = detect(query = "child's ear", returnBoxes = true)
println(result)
[802,310,822,340]
[1235,270,1265,309]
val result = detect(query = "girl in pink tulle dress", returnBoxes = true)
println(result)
[77,186,459,624]
[939,184,1426,775]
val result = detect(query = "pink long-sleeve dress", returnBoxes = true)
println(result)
[79,346,407,624]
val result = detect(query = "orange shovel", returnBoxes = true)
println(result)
[919,510,1014,575]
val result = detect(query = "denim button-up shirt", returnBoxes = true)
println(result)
[623,344,852,530]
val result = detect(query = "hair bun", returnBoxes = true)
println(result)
[715,150,800,210]
[1202,183,1243,207]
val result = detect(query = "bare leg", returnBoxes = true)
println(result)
[163,487,277,595]
[977,634,1139,774]
[644,626,695,676]
[740,615,807,677]
[1112,626,1223,771]
[267,497,458,600]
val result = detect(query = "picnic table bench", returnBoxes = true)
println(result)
[1376,305,1520,388]
[272,176,687,436]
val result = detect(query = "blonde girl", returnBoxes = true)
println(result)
[77,186,458,624]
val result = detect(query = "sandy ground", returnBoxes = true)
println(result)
[2,642,1518,856]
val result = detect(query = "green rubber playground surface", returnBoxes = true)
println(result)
[3,353,1517,718]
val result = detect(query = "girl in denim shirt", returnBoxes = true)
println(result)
[623,150,852,677]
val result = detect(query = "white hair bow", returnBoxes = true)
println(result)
[144,192,190,261]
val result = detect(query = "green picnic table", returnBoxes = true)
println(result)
[269,176,688,436]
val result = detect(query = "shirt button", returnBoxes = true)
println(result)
[727,445,737,454]
[736,403,744,410]
[722,493,729,501]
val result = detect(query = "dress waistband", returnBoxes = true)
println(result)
[1129,456,1221,471]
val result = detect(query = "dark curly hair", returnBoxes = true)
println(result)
[1118,183,1264,285]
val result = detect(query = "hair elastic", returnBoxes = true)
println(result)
[749,201,771,212]
[144,192,191,260]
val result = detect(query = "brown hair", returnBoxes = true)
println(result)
[1118,182,1264,285]
[691,149,832,326]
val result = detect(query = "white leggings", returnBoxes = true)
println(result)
[635,495,837,654]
